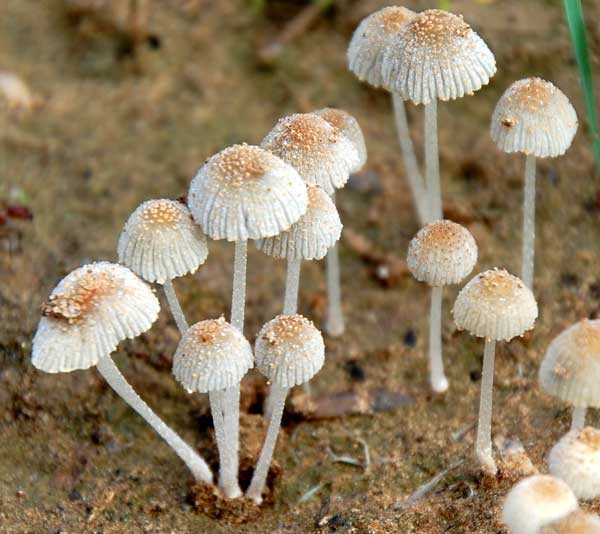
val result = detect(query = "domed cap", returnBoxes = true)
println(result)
[452,268,537,341]
[172,317,254,393]
[502,475,579,534]
[407,220,477,287]
[542,511,600,534]
[117,199,209,284]
[381,9,496,105]
[347,6,416,89]
[257,185,342,261]
[254,314,325,388]
[313,108,367,173]
[491,78,578,158]
[261,113,361,195]
[548,427,600,500]
[32,262,160,373]
[539,319,600,408]
[188,143,308,241]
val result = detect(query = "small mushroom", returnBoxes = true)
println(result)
[32,262,213,484]
[407,220,477,392]
[172,317,254,499]
[541,510,600,534]
[117,198,209,334]
[452,268,538,474]
[491,78,577,290]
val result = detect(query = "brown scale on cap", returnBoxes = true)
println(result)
[532,476,571,502]
[579,427,600,450]
[275,114,338,150]
[188,316,228,345]
[306,185,329,210]
[380,7,415,34]
[211,143,268,183]
[503,78,557,114]
[542,511,600,534]
[140,199,182,228]
[262,314,311,346]
[570,320,600,356]
[472,268,526,301]
[316,109,346,131]
[407,10,470,49]
[413,220,469,253]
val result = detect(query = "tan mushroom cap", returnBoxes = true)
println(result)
[452,268,537,341]
[407,220,477,287]
[381,9,496,105]
[347,6,416,88]
[261,113,361,195]
[172,317,253,393]
[491,77,578,158]
[541,511,600,534]
[257,185,342,261]
[188,143,308,241]
[117,199,208,284]
[539,319,600,408]
[254,314,325,388]
[32,262,160,373]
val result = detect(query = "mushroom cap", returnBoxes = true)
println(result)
[407,220,477,287]
[172,317,254,393]
[261,113,361,195]
[381,9,496,105]
[117,199,208,284]
[539,319,600,408]
[502,475,579,534]
[32,262,159,373]
[313,108,367,173]
[541,511,600,534]
[347,6,416,89]
[548,427,600,500]
[452,268,537,341]
[254,314,325,388]
[188,143,308,241]
[491,77,578,158]
[256,185,342,261]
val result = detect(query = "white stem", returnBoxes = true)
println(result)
[424,99,441,222]
[231,239,248,333]
[223,384,241,497]
[96,356,213,484]
[283,257,301,315]
[392,93,427,225]
[429,286,448,393]
[163,279,188,334]
[571,406,587,431]
[325,192,344,338]
[522,154,536,290]
[476,339,497,475]
[246,383,288,505]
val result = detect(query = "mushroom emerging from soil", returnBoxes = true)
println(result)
[117,198,209,334]
[246,314,325,504]
[172,317,254,499]
[502,475,579,534]
[539,319,600,430]
[32,262,213,484]
[491,77,577,290]
[541,510,600,534]
[382,9,496,222]
[407,220,477,392]
[452,268,537,474]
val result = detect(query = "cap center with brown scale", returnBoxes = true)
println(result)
[380,8,413,34]
[212,143,269,184]
[140,199,183,229]
[407,10,470,50]
[277,114,338,150]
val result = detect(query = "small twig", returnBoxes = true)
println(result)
[326,446,363,468]
[452,422,475,443]
[298,482,324,504]
[357,437,371,471]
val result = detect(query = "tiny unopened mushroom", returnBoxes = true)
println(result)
[32,262,213,484]
[246,314,325,504]
[502,475,579,534]
[407,220,477,392]
[172,317,253,499]
[491,78,577,289]
[452,268,537,474]
[541,510,600,534]
[539,319,600,430]
[117,198,209,334]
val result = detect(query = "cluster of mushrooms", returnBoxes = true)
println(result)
[28,2,599,527]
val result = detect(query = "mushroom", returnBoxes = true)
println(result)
[117,198,209,334]
[407,220,477,392]
[541,511,600,534]
[548,427,600,500]
[502,475,579,534]
[491,77,577,289]
[381,9,496,222]
[539,319,600,430]
[347,6,427,223]
[32,262,213,484]
[246,314,325,504]
[452,268,538,474]
[172,317,253,499]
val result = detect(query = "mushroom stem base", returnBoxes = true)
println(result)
[571,406,587,431]
[429,286,448,393]
[476,338,497,476]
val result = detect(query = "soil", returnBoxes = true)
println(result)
[1,0,600,532]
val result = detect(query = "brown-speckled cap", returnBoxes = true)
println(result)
[541,510,600,534]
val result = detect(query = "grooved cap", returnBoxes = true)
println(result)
[541,510,600,534]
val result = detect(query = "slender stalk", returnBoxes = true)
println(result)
[571,406,587,431]
[521,154,537,290]
[231,239,248,333]
[246,383,288,505]
[429,286,448,393]
[424,99,441,222]
[392,93,427,224]
[96,356,213,484]
[476,338,497,475]
[163,279,188,334]
[283,257,301,315]
[325,192,344,337]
